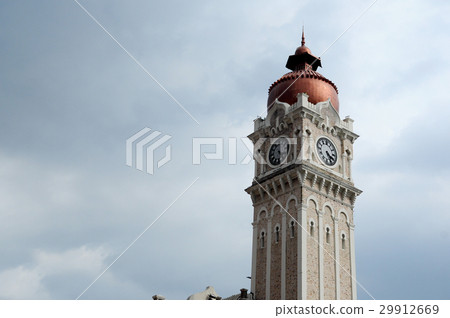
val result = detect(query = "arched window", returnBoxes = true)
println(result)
[290,221,295,238]
[326,227,331,244]
[309,220,315,236]
[261,231,265,248]
[275,226,280,243]
[341,233,346,249]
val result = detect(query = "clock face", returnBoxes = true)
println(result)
[316,137,338,166]
[268,137,289,166]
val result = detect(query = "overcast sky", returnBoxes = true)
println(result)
[1,0,450,300]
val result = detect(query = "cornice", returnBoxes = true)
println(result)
[245,162,362,209]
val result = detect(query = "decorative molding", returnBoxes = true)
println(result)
[250,192,256,204]
[334,185,341,198]
[342,188,348,201]
[326,182,333,196]
[279,177,286,193]
[319,177,326,192]
[300,205,307,299]
[265,184,271,197]
[334,219,340,299]
[246,163,361,209]
[318,210,324,300]
[266,218,272,299]
[311,174,318,189]
[286,194,298,208]
[349,223,357,300]
[281,212,287,299]
[287,174,293,189]
[258,187,265,201]
[350,193,357,206]
[272,181,278,196]
[251,221,258,295]
[338,210,350,223]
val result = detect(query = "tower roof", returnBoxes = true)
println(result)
[268,31,339,112]
[286,29,321,71]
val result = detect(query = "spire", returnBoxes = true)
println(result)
[301,26,305,46]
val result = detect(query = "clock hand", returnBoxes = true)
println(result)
[326,151,334,160]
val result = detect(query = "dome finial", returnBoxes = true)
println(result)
[301,25,305,46]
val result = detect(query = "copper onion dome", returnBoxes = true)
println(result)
[267,30,339,112]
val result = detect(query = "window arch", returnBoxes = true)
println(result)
[260,230,266,248]
[341,233,346,249]
[257,209,267,222]
[309,220,315,236]
[307,196,318,210]
[290,220,295,238]
[274,225,280,244]
[325,226,331,244]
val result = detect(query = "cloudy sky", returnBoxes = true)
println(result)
[1,0,450,300]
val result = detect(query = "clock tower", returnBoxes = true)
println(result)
[245,32,361,300]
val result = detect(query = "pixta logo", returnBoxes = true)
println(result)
[192,137,253,165]
[126,128,172,175]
